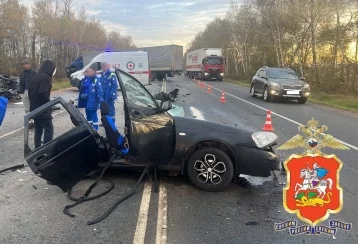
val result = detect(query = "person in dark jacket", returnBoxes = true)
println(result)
[19,60,37,114]
[28,60,56,148]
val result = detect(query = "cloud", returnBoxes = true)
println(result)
[20,0,233,50]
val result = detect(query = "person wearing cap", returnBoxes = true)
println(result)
[19,60,37,127]
[101,62,118,123]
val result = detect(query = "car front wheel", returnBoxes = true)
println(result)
[298,97,308,104]
[250,84,257,97]
[263,87,272,102]
[187,148,234,192]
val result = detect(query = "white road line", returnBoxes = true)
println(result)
[190,107,205,120]
[133,181,152,244]
[208,85,358,151]
[156,182,168,244]
[0,110,65,139]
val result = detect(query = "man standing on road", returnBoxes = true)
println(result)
[19,60,37,126]
[28,60,56,149]
[78,67,104,131]
[101,62,118,123]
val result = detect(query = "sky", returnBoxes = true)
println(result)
[21,0,232,50]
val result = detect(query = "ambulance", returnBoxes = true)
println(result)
[70,51,150,88]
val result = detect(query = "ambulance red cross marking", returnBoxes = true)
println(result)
[127,61,135,70]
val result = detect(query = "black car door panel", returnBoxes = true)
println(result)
[116,69,175,165]
[24,97,102,192]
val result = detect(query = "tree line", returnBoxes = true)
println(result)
[0,0,136,77]
[187,0,358,94]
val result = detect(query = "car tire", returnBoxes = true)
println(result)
[250,84,257,97]
[187,148,234,192]
[263,86,271,102]
[298,97,308,104]
[218,79,223,82]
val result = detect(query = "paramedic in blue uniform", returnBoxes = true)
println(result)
[101,62,118,123]
[78,67,104,131]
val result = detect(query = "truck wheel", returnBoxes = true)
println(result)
[187,148,234,192]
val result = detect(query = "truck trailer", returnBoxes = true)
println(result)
[79,45,183,81]
[186,48,225,81]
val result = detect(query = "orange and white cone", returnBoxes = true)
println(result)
[262,110,274,131]
[220,92,226,103]
[201,82,205,89]
[197,81,201,87]
[207,86,212,93]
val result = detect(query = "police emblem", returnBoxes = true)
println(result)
[275,118,352,236]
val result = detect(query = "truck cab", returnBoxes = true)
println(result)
[201,55,225,81]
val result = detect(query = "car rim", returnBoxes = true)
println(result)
[194,154,226,185]
[264,89,268,100]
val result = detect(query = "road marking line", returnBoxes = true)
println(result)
[156,182,168,244]
[208,85,358,151]
[0,110,65,139]
[190,106,205,120]
[133,181,152,244]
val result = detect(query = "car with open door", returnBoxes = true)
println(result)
[24,68,281,193]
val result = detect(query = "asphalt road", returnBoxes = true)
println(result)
[0,75,357,244]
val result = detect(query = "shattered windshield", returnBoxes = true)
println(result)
[116,70,157,109]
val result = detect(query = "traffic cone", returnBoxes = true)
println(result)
[262,110,274,131]
[220,92,226,103]
[197,81,200,87]
[201,82,205,89]
[207,86,212,93]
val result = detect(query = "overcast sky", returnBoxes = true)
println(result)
[22,0,232,50]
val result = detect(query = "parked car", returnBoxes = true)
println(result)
[250,67,310,104]
[24,69,281,192]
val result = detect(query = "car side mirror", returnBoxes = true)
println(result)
[300,77,305,81]
[260,76,267,80]
[160,100,172,112]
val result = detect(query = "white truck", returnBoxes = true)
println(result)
[70,51,150,88]
[186,48,225,81]
[80,45,184,82]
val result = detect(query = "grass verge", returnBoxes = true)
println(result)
[52,78,72,91]
[224,78,358,113]
[308,93,358,113]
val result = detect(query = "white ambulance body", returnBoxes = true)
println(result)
[70,51,150,88]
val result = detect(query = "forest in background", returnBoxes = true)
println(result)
[0,0,136,77]
[187,0,358,94]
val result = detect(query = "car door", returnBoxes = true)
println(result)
[115,69,175,165]
[24,98,105,192]
[255,69,264,93]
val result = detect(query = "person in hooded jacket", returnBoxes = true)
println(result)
[78,67,104,131]
[28,60,56,149]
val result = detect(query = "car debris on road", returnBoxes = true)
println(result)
[0,75,21,101]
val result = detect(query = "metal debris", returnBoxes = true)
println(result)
[0,75,21,101]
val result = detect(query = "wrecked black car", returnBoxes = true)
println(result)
[24,69,281,193]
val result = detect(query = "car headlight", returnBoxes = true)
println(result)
[220,73,224,76]
[270,82,280,88]
[252,131,278,149]
[204,73,209,76]
[304,83,309,89]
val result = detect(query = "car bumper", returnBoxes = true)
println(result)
[70,78,81,88]
[270,88,310,98]
[233,146,281,177]
[203,73,223,80]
